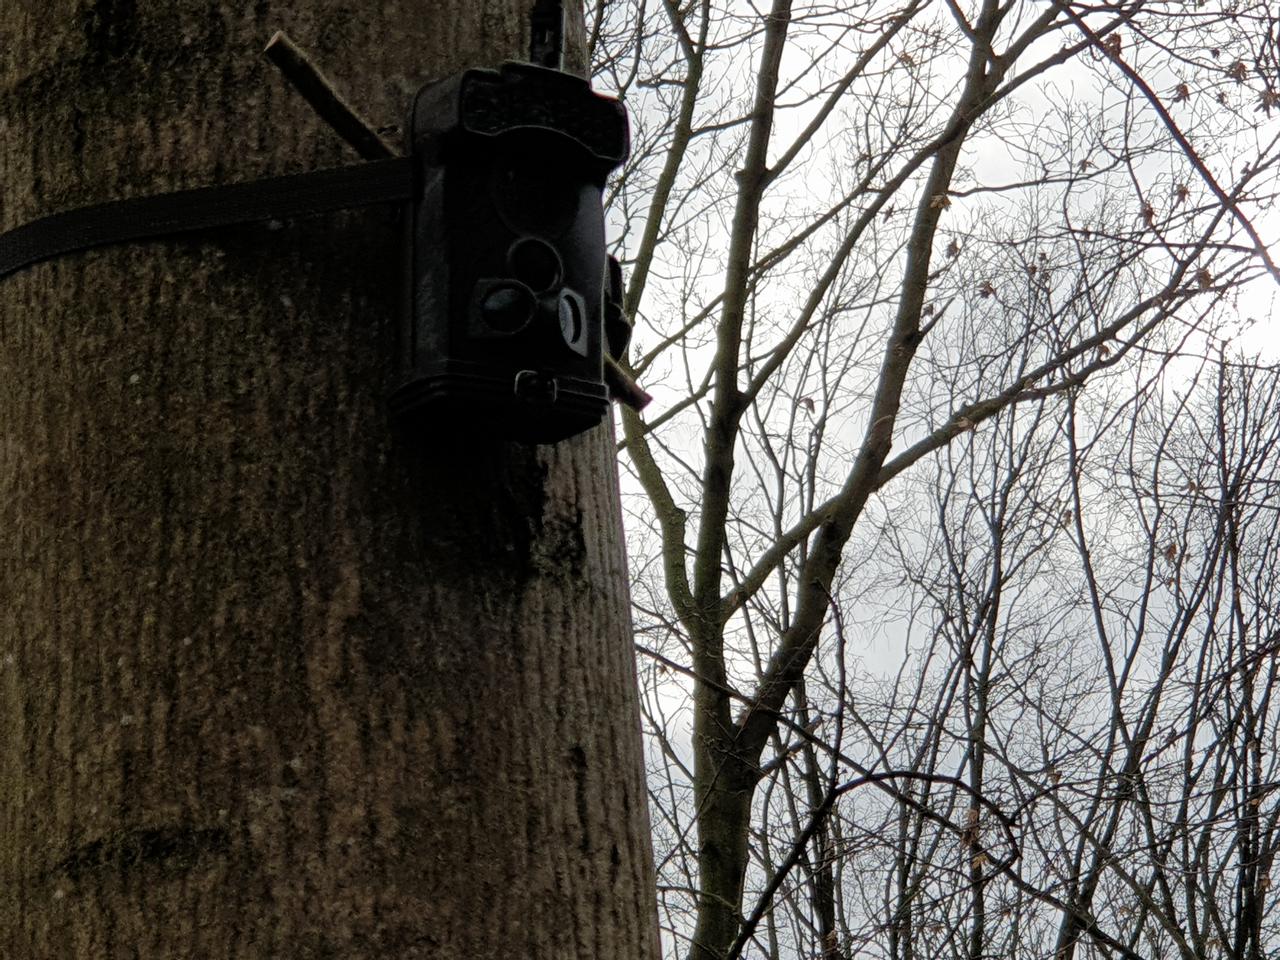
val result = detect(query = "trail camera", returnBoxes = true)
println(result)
[390,61,631,443]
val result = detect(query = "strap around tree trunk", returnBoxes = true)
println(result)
[0,157,415,282]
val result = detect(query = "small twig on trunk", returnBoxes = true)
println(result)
[605,357,652,411]
[264,30,398,160]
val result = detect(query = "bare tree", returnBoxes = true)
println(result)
[831,353,1280,960]
[591,0,1280,956]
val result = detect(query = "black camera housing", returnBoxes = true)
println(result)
[390,61,630,444]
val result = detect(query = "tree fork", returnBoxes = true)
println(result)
[0,3,659,958]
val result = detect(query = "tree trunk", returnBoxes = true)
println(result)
[0,3,659,958]
[688,697,754,960]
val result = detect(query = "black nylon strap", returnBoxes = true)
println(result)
[0,156,415,282]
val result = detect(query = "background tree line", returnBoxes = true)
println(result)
[591,0,1280,956]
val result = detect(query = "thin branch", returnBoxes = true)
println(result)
[264,30,399,161]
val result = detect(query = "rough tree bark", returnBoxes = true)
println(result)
[0,2,660,958]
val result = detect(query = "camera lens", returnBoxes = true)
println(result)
[479,282,536,333]
[508,238,563,294]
